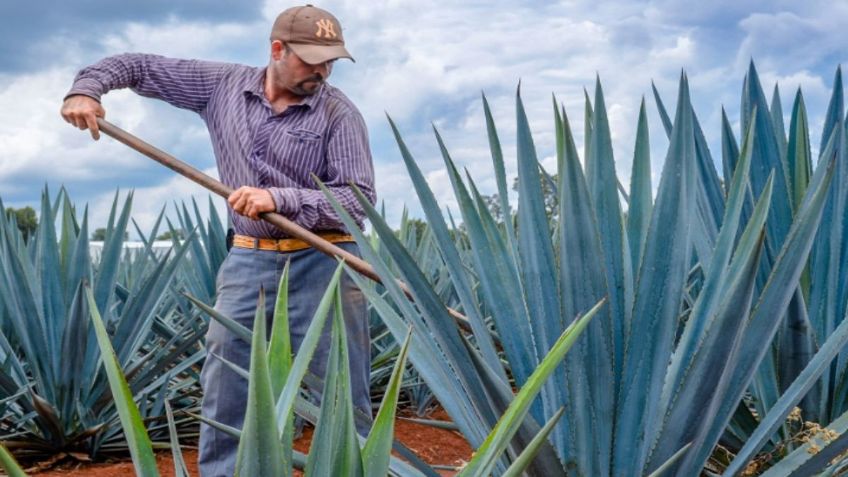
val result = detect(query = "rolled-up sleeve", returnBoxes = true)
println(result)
[66,53,231,113]
[268,111,375,231]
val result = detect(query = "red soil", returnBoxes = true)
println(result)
[25,409,472,476]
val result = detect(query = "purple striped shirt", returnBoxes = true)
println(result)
[67,53,375,238]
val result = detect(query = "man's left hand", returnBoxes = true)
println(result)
[228,186,276,220]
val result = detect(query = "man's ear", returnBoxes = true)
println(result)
[271,40,285,61]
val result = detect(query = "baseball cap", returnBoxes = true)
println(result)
[271,5,354,65]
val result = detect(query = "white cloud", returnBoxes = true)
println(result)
[1,0,846,231]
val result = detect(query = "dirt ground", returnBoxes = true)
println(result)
[23,409,472,476]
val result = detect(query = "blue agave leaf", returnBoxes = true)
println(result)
[459,326,565,475]
[649,204,766,475]
[64,207,92,311]
[36,189,64,381]
[207,196,228,267]
[93,191,133,314]
[316,181,493,449]
[651,82,673,137]
[344,267,492,452]
[429,123,538,391]
[0,217,50,393]
[725,308,848,475]
[615,72,696,476]
[654,81,725,270]
[305,287,364,477]
[273,264,345,440]
[771,84,790,186]
[362,328,412,477]
[182,202,213,298]
[820,67,844,156]
[501,408,565,477]
[48,184,61,222]
[233,288,287,477]
[658,114,760,443]
[111,230,196,364]
[58,192,79,298]
[463,170,570,473]
[787,90,812,220]
[386,117,504,385]
[626,98,653,268]
[515,86,572,457]
[684,143,837,473]
[349,180,502,430]
[741,61,794,250]
[587,77,632,393]
[583,88,593,175]
[459,300,604,477]
[59,281,91,422]
[515,85,562,355]
[722,108,742,196]
[808,115,848,421]
[741,63,812,418]
[183,292,251,344]
[558,105,614,476]
[691,109,726,264]
[482,93,519,262]
[85,284,159,477]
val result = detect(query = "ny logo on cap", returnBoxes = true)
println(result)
[315,18,337,39]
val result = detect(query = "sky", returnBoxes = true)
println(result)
[0,0,846,236]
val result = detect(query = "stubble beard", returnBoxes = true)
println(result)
[290,75,324,96]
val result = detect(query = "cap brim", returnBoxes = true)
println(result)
[289,43,355,65]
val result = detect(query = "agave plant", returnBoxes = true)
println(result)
[0,188,218,458]
[316,61,848,476]
[48,255,596,477]
[369,208,458,416]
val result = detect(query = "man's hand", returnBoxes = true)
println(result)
[228,186,276,220]
[61,95,106,140]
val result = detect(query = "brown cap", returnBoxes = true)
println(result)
[271,5,354,65]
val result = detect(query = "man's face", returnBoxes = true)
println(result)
[272,42,334,96]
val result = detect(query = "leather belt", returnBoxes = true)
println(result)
[231,233,355,253]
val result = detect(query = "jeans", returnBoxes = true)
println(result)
[198,243,371,477]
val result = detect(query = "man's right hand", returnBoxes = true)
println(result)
[61,95,106,140]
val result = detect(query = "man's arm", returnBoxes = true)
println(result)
[268,111,375,231]
[61,53,232,139]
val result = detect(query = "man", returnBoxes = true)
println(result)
[61,5,374,476]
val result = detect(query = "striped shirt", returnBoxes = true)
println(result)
[67,53,375,238]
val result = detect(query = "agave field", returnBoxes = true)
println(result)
[2,61,848,476]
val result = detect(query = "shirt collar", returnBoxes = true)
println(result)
[243,67,325,111]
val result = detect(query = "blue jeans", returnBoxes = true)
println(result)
[198,243,371,477]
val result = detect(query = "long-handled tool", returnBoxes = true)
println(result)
[95,117,471,328]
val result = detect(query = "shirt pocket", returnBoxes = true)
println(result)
[273,128,325,179]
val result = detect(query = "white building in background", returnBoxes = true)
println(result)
[89,240,175,262]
